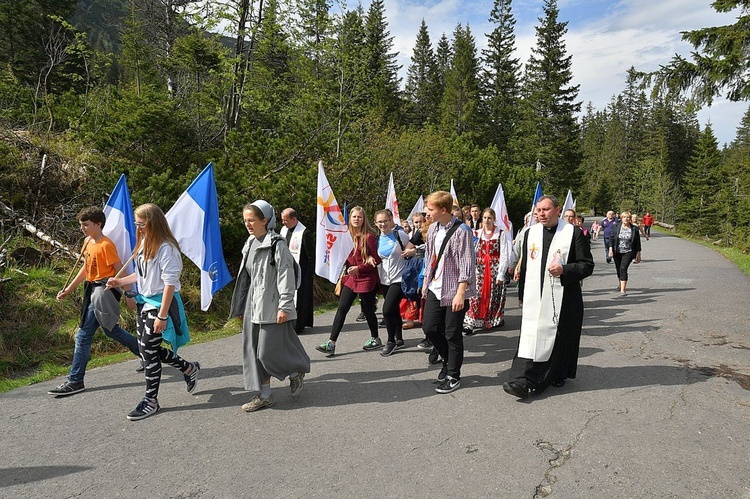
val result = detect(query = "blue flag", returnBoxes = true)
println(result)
[529,181,543,226]
[102,174,137,275]
[166,163,232,311]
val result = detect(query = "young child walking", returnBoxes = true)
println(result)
[49,207,142,397]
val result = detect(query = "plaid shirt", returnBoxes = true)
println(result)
[422,217,477,306]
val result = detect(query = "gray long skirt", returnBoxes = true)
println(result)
[242,321,311,392]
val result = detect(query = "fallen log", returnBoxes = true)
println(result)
[0,200,79,259]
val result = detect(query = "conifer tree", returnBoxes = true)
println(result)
[652,0,750,106]
[332,6,368,156]
[404,20,439,127]
[678,124,724,237]
[515,0,581,194]
[363,0,401,124]
[435,32,451,99]
[721,107,750,247]
[482,0,521,154]
[245,0,293,130]
[440,23,482,137]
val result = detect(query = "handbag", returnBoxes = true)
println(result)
[334,265,346,296]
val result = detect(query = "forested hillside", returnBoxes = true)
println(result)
[1,0,748,257]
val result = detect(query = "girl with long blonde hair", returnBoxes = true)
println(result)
[108,203,200,420]
[316,206,383,356]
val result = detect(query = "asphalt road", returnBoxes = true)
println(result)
[2,230,749,498]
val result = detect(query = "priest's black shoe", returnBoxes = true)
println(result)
[503,381,530,399]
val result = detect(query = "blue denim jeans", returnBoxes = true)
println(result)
[604,235,613,261]
[68,303,140,383]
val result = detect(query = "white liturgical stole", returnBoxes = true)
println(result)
[518,221,574,362]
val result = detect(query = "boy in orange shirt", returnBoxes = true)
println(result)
[48,207,141,397]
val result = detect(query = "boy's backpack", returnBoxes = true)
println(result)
[269,236,302,290]
[400,256,424,300]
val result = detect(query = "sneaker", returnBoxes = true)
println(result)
[316,340,336,356]
[380,342,397,357]
[355,312,366,322]
[290,372,305,398]
[428,348,441,365]
[416,339,433,351]
[437,362,448,382]
[242,394,274,412]
[395,339,405,350]
[362,337,382,350]
[127,398,160,421]
[47,381,85,397]
[378,318,386,327]
[184,361,200,394]
[435,376,460,394]
[136,359,145,372]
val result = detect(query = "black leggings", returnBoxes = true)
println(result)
[613,251,634,282]
[330,285,378,341]
[381,283,404,343]
[136,306,191,401]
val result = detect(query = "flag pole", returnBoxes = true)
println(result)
[105,244,140,289]
[61,237,90,292]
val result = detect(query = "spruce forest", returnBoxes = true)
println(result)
[1,0,749,261]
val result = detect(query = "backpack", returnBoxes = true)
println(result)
[400,257,424,300]
[269,236,301,290]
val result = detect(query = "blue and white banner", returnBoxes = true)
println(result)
[102,174,136,276]
[166,163,232,311]
[529,181,543,226]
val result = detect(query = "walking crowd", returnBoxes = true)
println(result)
[49,192,653,418]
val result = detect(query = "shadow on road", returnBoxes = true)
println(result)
[0,465,92,487]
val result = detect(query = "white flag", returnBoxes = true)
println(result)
[450,179,459,207]
[490,183,515,262]
[406,195,425,223]
[562,189,575,214]
[385,172,401,225]
[315,161,354,284]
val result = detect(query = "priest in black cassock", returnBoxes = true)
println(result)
[503,195,594,399]
[280,208,315,334]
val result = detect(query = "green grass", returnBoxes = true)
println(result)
[703,243,750,276]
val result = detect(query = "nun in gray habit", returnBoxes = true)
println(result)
[229,200,311,412]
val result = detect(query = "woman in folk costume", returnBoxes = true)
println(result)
[107,203,200,421]
[229,200,311,412]
[503,196,594,399]
[464,208,510,333]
